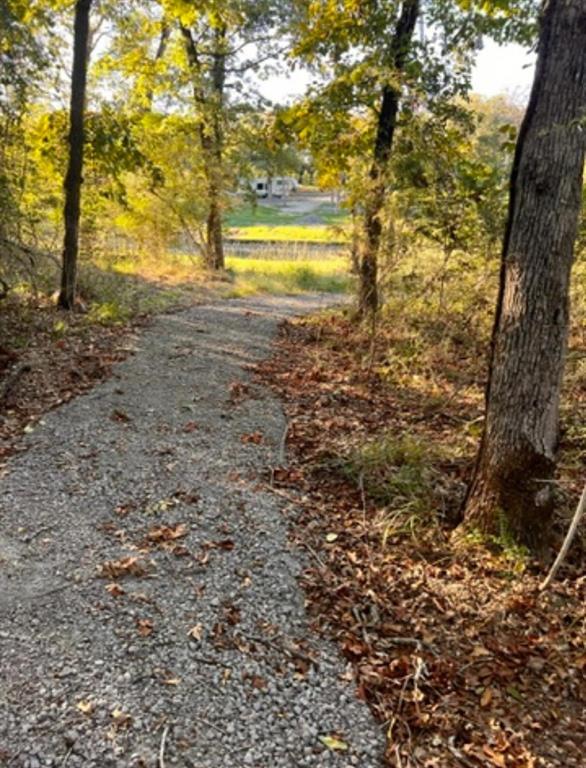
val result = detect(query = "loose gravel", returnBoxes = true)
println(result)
[0,295,383,768]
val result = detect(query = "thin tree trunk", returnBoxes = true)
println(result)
[463,0,586,551]
[58,0,92,310]
[357,0,419,318]
[182,25,226,270]
[144,22,170,109]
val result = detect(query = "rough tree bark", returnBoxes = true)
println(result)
[357,0,419,317]
[58,0,92,310]
[463,0,586,550]
[182,25,226,271]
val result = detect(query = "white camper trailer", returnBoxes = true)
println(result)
[249,176,298,198]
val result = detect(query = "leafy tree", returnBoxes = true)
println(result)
[169,0,288,269]
[291,0,540,317]
[462,0,586,549]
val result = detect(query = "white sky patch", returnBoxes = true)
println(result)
[472,40,536,102]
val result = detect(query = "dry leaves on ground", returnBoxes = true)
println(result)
[257,313,585,768]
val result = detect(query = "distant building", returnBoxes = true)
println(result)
[248,176,299,198]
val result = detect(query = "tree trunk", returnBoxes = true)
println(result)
[182,24,226,271]
[463,0,586,551]
[144,22,170,109]
[357,0,419,318]
[205,185,224,270]
[58,0,92,310]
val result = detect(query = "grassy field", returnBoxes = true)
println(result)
[227,224,347,243]
[226,202,350,244]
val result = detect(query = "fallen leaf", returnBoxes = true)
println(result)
[76,700,94,715]
[482,745,507,767]
[249,674,267,690]
[182,421,199,433]
[188,624,203,641]
[208,538,235,551]
[111,409,131,423]
[240,431,264,444]
[136,618,154,637]
[98,556,146,579]
[105,583,125,598]
[319,735,349,751]
[111,708,132,729]
[147,523,188,543]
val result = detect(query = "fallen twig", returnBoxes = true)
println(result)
[189,653,232,670]
[540,482,586,590]
[246,632,319,669]
[21,525,53,544]
[192,717,248,768]
[158,724,169,768]
[278,423,288,466]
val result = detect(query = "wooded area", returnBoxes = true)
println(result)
[0,0,584,765]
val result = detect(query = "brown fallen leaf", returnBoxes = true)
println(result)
[250,674,267,690]
[105,583,125,598]
[98,556,147,579]
[229,381,250,404]
[182,421,199,433]
[136,618,154,637]
[111,409,131,423]
[173,489,199,504]
[147,523,188,543]
[240,431,264,445]
[482,745,507,767]
[209,538,235,551]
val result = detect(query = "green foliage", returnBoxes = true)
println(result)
[342,432,446,540]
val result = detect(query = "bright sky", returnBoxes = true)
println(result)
[472,40,536,101]
[260,41,536,105]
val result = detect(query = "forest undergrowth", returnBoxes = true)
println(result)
[257,263,585,768]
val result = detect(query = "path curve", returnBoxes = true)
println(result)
[0,295,382,768]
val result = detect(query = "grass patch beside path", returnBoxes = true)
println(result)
[228,224,348,244]
[225,256,353,297]
[83,251,352,317]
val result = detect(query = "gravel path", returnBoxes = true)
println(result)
[0,295,383,768]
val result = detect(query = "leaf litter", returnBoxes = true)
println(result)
[257,311,585,768]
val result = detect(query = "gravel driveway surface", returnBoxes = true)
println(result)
[0,295,383,768]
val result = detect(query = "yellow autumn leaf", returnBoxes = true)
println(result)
[76,700,94,715]
[320,735,349,751]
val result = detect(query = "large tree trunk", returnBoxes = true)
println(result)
[357,0,419,317]
[58,0,92,310]
[463,0,586,551]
